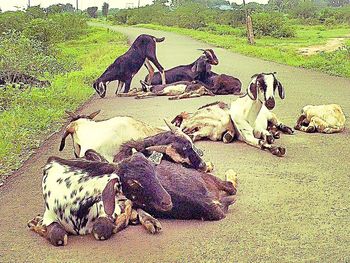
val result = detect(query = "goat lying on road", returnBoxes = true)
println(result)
[59,110,162,162]
[28,152,171,246]
[93,34,166,97]
[118,80,215,100]
[59,110,206,170]
[172,101,236,143]
[229,72,294,157]
[295,104,346,133]
[203,73,242,95]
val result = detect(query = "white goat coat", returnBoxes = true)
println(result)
[70,117,158,162]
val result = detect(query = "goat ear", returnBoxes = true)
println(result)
[84,149,108,162]
[191,63,197,73]
[277,81,285,99]
[102,178,118,217]
[248,82,258,100]
[88,110,101,119]
[59,124,75,151]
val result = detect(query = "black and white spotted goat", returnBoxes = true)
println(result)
[229,72,294,156]
[28,152,172,246]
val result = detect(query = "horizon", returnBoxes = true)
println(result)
[0,0,269,11]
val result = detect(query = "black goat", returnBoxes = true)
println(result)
[203,73,242,95]
[147,49,218,85]
[93,34,166,98]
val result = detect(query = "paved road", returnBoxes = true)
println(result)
[1,24,349,262]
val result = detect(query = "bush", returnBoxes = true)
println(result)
[0,11,29,34]
[0,31,75,83]
[252,12,295,38]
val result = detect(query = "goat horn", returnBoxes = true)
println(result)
[88,110,101,119]
[164,119,179,133]
[146,145,168,154]
[65,110,77,118]
[197,48,206,52]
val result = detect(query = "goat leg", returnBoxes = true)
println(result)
[27,214,47,238]
[136,209,162,234]
[259,140,286,157]
[114,199,133,233]
[144,58,155,84]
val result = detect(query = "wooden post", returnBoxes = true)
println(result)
[242,0,255,45]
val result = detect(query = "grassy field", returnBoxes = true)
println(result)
[0,27,128,180]
[137,23,350,77]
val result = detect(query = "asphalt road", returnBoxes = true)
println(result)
[0,24,349,262]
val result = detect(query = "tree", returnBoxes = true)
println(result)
[102,2,109,17]
[86,6,98,18]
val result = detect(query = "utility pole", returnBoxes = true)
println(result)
[138,0,141,8]
[76,0,79,11]
[243,0,255,45]
[28,0,30,8]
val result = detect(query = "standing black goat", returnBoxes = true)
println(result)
[93,34,166,98]
[146,49,218,85]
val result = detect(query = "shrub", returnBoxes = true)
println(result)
[0,31,75,83]
[252,12,295,38]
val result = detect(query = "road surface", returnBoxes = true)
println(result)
[0,24,349,262]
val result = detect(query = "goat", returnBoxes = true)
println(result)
[229,72,294,157]
[93,34,166,98]
[59,110,206,170]
[294,104,346,133]
[204,73,242,95]
[121,80,215,100]
[113,123,208,171]
[172,101,236,143]
[112,146,237,221]
[59,110,162,162]
[146,49,218,85]
[28,152,172,246]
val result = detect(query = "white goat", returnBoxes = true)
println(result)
[229,73,293,157]
[172,101,235,143]
[295,104,346,133]
[59,110,163,162]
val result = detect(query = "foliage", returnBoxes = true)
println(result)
[102,2,109,17]
[252,12,295,38]
[0,27,128,177]
[46,3,75,13]
[86,6,98,18]
[0,31,74,83]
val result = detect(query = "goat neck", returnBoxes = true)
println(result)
[242,94,264,125]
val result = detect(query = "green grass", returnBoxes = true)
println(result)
[136,23,350,78]
[0,27,128,179]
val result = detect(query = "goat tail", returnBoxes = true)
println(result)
[154,37,165,43]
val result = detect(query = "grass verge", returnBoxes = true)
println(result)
[0,27,128,180]
[136,23,350,78]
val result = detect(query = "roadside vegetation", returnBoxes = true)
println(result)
[109,0,350,77]
[0,7,128,179]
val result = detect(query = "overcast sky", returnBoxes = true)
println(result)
[0,0,268,11]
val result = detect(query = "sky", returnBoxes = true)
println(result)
[0,0,268,11]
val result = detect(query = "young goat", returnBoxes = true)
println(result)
[204,73,242,95]
[295,104,346,133]
[229,72,294,157]
[28,153,171,246]
[93,34,166,97]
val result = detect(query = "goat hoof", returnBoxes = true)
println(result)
[294,124,301,130]
[143,217,162,234]
[273,131,281,139]
[266,135,275,144]
[223,132,234,143]
[205,162,215,173]
[306,126,316,133]
[271,146,286,157]
[92,217,114,241]
[47,223,68,246]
